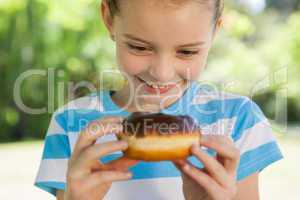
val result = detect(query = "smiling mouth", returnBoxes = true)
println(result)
[135,76,185,94]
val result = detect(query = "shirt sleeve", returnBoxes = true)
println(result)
[34,111,70,196]
[232,99,283,181]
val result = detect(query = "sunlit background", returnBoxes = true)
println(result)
[0,0,299,199]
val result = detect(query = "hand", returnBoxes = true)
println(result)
[64,116,139,200]
[173,135,240,200]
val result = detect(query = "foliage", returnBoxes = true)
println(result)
[0,0,299,142]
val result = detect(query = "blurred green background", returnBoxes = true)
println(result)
[0,0,299,142]
[0,0,299,199]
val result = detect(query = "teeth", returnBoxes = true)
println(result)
[159,85,168,89]
[148,82,168,89]
[152,84,158,89]
[138,77,171,89]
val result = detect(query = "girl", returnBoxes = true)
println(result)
[35,0,283,199]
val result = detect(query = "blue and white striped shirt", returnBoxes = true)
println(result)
[35,80,283,199]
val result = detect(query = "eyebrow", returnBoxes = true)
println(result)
[124,33,206,48]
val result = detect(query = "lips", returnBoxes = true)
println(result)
[135,76,181,94]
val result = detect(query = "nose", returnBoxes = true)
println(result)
[148,53,176,83]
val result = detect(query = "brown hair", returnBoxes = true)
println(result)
[106,0,224,24]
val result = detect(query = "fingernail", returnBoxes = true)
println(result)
[191,144,199,152]
[118,125,123,131]
[120,141,128,147]
[200,135,210,145]
[201,135,208,142]
[183,164,190,171]
[126,172,132,178]
[176,160,185,166]
[113,125,123,133]
[117,116,124,121]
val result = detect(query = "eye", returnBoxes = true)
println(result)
[127,43,150,51]
[178,50,199,57]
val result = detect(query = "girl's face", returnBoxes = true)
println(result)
[101,0,220,110]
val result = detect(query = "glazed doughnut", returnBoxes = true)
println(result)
[118,112,201,161]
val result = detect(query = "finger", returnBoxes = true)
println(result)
[86,170,132,189]
[173,159,186,165]
[172,159,187,171]
[78,140,129,168]
[106,157,140,171]
[82,116,124,141]
[180,162,224,200]
[173,159,206,178]
[191,144,230,188]
[200,135,240,173]
[91,157,139,174]
[73,116,124,158]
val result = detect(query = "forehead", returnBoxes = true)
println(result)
[114,0,214,44]
[117,0,214,10]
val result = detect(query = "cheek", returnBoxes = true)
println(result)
[177,53,209,80]
[116,45,148,75]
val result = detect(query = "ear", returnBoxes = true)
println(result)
[212,17,223,41]
[100,0,115,41]
[215,17,223,31]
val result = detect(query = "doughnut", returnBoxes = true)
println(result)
[117,112,201,161]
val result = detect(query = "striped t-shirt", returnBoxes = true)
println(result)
[35,80,283,199]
